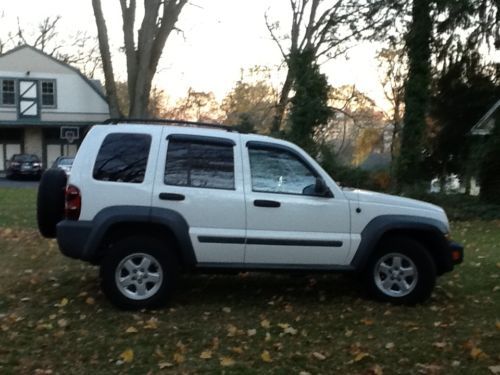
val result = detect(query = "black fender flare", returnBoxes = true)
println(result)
[82,206,197,267]
[350,215,449,271]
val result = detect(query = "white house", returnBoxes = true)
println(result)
[0,45,109,170]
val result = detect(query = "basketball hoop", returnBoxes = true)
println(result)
[60,126,80,144]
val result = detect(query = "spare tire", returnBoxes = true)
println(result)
[37,169,67,238]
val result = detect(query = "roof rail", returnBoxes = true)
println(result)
[102,118,239,132]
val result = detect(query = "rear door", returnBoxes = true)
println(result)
[152,129,246,264]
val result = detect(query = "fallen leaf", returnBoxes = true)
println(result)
[227,324,238,337]
[496,321,500,331]
[220,356,235,366]
[433,342,446,349]
[247,328,257,336]
[312,352,326,361]
[385,342,395,350]
[173,352,185,364]
[120,349,134,363]
[470,347,488,360]
[354,352,370,362]
[489,365,500,374]
[59,298,68,307]
[158,362,173,369]
[85,297,95,305]
[200,350,212,359]
[360,318,374,326]
[345,329,353,337]
[57,319,68,328]
[125,326,138,334]
[261,319,271,329]
[222,307,231,313]
[261,350,272,363]
[144,318,158,330]
[370,364,384,375]
[231,346,244,354]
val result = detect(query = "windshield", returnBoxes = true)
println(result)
[12,154,39,162]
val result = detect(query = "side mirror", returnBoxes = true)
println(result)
[314,177,333,197]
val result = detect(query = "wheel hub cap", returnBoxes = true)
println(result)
[115,253,163,300]
[374,253,418,298]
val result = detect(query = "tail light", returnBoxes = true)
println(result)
[65,185,81,220]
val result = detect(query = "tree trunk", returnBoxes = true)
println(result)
[91,0,121,118]
[271,68,293,134]
[396,0,432,189]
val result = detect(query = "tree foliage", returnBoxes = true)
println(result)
[287,49,332,155]
[221,69,276,133]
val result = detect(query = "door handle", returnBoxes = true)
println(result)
[159,192,185,201]
[254,199,280,208]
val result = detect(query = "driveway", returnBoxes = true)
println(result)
[0,177,39,189]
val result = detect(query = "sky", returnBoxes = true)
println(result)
[0,1,389,110]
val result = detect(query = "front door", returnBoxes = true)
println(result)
[152,129,246,264]
[242,140,351,266]
[18,80,39,119]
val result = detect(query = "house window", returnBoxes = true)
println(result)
[41,80,56,107]
[1,79,15,106]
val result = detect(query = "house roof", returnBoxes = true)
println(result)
[0,44,108,103]
[470,99,500,135]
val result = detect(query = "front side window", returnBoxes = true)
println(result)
[93,133,151,183]
[248,147,317,195]
[41,80,56,107]
[1,79,15,105]
[165,140,234,190]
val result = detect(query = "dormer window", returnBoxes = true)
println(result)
[1,79,15,106]
[41,80,56,107]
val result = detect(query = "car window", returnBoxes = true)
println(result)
[93,133,151,183]
[248,147,317,195]
[165,139,234,190]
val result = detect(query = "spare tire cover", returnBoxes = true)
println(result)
[37,169,67,238]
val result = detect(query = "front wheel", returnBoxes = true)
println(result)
[100,236,178,310]
[364,237,436,305]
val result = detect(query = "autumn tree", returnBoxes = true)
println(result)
[377,42,406,178]
[92,0,188,118]
[164,89,224,123]
[266,0,393,134]
[221,67,277,133]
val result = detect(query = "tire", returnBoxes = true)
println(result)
[364,236,436,305]
[37,169,67,238]
[100,236,179,310]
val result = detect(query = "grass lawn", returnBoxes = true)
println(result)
[0,187,499,374]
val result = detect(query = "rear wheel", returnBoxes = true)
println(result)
[364,236,436,305]
[100,236,178,310]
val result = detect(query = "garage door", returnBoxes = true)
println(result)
[1,144,22,170]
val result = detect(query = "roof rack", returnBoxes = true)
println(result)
[102,118,240,133]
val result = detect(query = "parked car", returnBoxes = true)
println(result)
[51,156,75,177]
[36,119,464,310]
[6,154,43,179]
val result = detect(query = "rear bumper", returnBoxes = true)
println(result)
[56,220,93,261]
[449,240,464,265]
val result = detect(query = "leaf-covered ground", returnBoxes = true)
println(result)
[0,187,499,374]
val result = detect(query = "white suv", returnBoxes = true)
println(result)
[37,119,463,309]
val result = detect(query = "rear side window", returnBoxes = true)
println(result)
[165,139,234,190]
[93,133,151,183]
